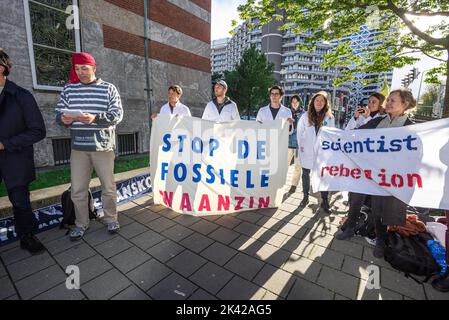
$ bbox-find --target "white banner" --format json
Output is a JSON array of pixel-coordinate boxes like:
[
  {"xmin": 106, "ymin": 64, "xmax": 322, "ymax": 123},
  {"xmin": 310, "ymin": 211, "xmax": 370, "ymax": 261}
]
[
  {"xmin": 150, "ymin": 115, "xmax": 289, "ymax": 215},
  {"xmin": 311, "ymin": 117, "xmax": 449, "ymax": 210}
]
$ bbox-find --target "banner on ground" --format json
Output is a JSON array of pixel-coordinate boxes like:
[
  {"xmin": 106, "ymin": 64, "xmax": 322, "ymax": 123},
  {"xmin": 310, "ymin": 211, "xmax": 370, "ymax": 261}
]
[
  {"xmin": 150, "ymin": 115, "xmax": 289, "ymax": 215},
  {"xmin": 0, "ymin": 173, "xmax": 152, "ymax": 245},
  {"xmin": 311, "ymin": 117, "xmax": 449, "ymax": 209}
]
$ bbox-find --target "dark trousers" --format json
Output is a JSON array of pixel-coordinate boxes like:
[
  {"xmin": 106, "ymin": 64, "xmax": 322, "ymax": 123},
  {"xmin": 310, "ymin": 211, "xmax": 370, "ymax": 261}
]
[
  {"xmin": 374, "ymin": 216, "xmax": 388, "ymax": 245},
  {"xmin": 5, "ymin": 185, "xmax": 36, "ymax": 237},
  {"xmin": 301, "ymin": 168, "xmax": 328, "ymax": 201},
  {"xmin": 345, "ymin": 192, "xmax": 369, "ymax": 229}
]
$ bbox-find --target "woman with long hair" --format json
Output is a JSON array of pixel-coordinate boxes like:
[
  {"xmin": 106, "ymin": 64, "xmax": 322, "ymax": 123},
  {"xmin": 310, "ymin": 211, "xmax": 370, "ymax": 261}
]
[{"xmin": 296, "ymin": 91, "xmax": 335, "ymax": 213}]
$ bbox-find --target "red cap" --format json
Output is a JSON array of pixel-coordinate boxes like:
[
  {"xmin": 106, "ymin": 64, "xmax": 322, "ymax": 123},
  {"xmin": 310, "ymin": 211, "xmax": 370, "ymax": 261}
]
[{"xmin": 69, "ymin": 52, "xmax": 97, "ymax": 84}]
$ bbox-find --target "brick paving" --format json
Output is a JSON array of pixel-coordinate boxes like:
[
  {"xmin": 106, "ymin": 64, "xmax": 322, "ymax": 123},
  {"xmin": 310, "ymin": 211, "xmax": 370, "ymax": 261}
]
[{"xmin": 1, "ymin": 169, "xmax": 448, "ymax": 300}]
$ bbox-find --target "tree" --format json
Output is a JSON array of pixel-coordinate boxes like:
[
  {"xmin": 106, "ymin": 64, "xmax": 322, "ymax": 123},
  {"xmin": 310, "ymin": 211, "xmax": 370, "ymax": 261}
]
[
  {"xmin": 421, "ymin": 83, "xmax": 440, "ymax": 106},
  {"xmin": 224, "ymin": 46, "xmax": 275, "ymax": 117},
  {"xmin": 237, "ymin": 0, "xmax": 449, "ymax": 118}
]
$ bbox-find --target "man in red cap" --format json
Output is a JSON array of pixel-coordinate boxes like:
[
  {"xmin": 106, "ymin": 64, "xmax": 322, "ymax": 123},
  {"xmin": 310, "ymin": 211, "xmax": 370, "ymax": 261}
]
[{"xmin": 55, "ymin": 52, "xmax": 123, "ymax": 241}]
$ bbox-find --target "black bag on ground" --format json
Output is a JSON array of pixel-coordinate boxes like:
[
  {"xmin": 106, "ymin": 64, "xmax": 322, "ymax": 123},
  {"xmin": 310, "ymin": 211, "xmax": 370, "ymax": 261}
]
[
  {"xmin": 60, "ymin": 187, "xmax": 98, "ymax": 229},
  {"xmin": 384, "ymin": 231, "xmax": 441, "ymax": 283},
  {"xmin": 341, "ymin": 205, "xmax": 376, "ymax": 239}
]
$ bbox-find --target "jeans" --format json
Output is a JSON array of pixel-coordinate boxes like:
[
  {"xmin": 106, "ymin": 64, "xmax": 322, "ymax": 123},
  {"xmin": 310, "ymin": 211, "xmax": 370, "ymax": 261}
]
[{"xmin": 301, "ymin": 168, "xmax": 328, "ymax": 201}]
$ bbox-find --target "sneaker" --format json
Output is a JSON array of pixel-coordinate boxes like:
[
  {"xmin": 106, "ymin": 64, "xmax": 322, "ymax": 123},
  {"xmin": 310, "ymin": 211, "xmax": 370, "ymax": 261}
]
[
  {"xmin": 20, "ymin": 233, "xmax": 45, "ymax": 255},
  {"xmin": 299, "ymin": 196, "xmax": 309, "ymax": 207},
  {"xmin": 70, "ymin": 226, "xmax": 88, "ymax": 242},
  {"xmin": 335, "ymin": 227, "xmax": 355, "ymax": 240},
  {"xmin": 107, "ymin": 221, "xmax": 120, "ymax": 234}
]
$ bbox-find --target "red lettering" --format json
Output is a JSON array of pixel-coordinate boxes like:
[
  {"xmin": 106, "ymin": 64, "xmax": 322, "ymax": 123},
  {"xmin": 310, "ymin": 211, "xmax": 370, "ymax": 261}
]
[
  {"xmin": 350, "ymin": 168, "xmax": 361, "ymax": 179},
  {"xmin": 258, "ymin": 197, "xmax": 270, "ymax": 208},
  {"xmin": 364, "ymin": 170, "xmax": 373, "ymax": 180},
  {"xmin": 249, "ymin": 196, "xmax": 254, "ymax": 209},
  {"xmin": 330, "ymin": 166, "xmax": 338, "ymax": 176},
  {"xmin": 179, "ymin": 193, "xmax": 192, "ymax": 211},
  {"xmin": 198, "ymin": 194, "xmax": 211, "ymax": 211},
  {"xmin": 321, "ymin": 166, "xmax": 329, "ymax": 177},
  {"xmin": 407, "ymin": 173, "xmax": 423, "ymax": 188},
  {"xmin": 378, "ymin": 169, "xmax": 391, "ymax": 187},
  {"xmin": 217, "ymin": 195, "xmax": 230, "ymax": 211},
  {"xmin": 159, "ymin": 191, "xmax": 173, "ymax": 207},
  {"xmin": 235, "ymin": 196, "xmax": 245, "ymax": 210},
  {"xmin": 339, "ymin": 164, "xmax": 350, "ymax": 177},
  {"xmin": 391, "ymin": 174, "xmax": 404, "ymax": 188}
]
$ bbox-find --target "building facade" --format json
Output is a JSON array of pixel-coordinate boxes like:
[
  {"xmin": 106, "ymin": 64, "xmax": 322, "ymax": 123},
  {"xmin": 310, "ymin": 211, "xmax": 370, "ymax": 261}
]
[
  {"xmin": 1, "ymin": 0, "xmax": 211, "ymax": 167},
  {"xmin": 211, "ymin": 38, "xmax": 229, "ymax": 74}
]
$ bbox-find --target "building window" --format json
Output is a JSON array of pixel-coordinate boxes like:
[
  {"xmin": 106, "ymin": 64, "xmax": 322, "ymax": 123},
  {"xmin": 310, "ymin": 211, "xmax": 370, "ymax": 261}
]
[
  {"xmin": 52, "ymin": 137, "xmax": 72, "ymax": 166},
  {"xmin": 24, "ymin": 0, "xmax": 81, "ymax": 91},
  {"xmin": 118, "ymin": 133, "xmax": 139, "ymax": 156}
]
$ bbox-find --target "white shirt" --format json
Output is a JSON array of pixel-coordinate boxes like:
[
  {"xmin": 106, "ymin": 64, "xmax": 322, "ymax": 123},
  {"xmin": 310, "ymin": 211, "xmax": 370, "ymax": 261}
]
[
  {"xmin": 160, "ymin": 101, "xmax": 191, "ymax": 117},
  {"xmin": 296, "ymin": 112, "xmax": 335, "ymax": 170},
  {"xmin": 202, "ymin": 98, "xmax": 240, "ymax": 122},
  {"xmin": 256, "ymin": 104, "xmax": 292, "ymax": 123}
]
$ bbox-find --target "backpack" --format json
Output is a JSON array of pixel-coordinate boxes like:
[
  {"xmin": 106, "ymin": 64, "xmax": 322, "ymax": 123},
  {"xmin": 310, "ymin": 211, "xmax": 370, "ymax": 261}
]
[
  {"xmin": 384, "ymin": 231, "xmax": 441, "ymax": 283},
  {"xmin": 60, "ymin": 187, "xmax": 98, "ymax": 230},
  {"xmin": 341, "ymin": 205, "xmax": 376, "ymax": 239}
]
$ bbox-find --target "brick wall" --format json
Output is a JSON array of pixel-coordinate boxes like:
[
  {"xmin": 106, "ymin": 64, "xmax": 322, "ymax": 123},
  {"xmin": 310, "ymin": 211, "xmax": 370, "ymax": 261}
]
[{"xmin": 103, "ymin": 25, "xmax": 210, "ymax": 73}]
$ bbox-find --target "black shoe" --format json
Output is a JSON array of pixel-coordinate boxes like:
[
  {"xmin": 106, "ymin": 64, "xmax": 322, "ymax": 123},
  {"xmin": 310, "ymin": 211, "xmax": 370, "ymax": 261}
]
[
  {"xmin": 432, "ymin": 271, "xmax": 449, "ymax": 292},
  {"xmin": 320, "ymin": 199, "xmax": 331, "ymax": 214},
  {"xmin": 20, "ymin": 233, "xmax": 45, "ymax": 255},
  {"xmin": 299, "ymin": 196, "xmax": 309, "ymax": 207},
  {"xmin": 373, "ymin": 241, "xmax": 386, "ymax": 258},
  {"xmin": 288, "ymin": 186, "xmax": 297, "ymax": 194},
  {"xmin": 335, "ymin": 227, "xmax": 355, "ymax": 240}
]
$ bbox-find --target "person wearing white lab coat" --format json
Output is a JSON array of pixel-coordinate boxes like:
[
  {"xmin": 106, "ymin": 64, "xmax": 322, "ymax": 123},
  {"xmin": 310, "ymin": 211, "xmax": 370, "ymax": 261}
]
[
  {"xmin": 152, "ymin": 85, "xmax": 191, "ymax": 118},
  {"xmin": 256, "ymin": 85, "xmax": 295, "ymax": 192},
  {"xmin": 345, "ymin": 92, "xmax": 385, "ymax": 130},
  {"xmin": 202, "ymin": 80, "xmax": 239, "ymax": 122},
  {"xmin": 296, "ymin": 91, "xmax": 335, "ymax": 213}
]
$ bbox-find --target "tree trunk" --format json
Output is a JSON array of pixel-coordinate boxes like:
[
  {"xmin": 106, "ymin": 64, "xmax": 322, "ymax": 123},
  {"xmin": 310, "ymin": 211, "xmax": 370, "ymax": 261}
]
[{"xmin": 443, "ymin": 52, "xmax": 449, "ymax": 119}]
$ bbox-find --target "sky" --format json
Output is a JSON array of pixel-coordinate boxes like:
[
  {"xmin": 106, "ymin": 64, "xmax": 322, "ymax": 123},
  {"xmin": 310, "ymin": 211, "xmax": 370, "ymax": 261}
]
[{"xmin": 211, "ymin": 0, "xmax": 446, "ymax": 96}]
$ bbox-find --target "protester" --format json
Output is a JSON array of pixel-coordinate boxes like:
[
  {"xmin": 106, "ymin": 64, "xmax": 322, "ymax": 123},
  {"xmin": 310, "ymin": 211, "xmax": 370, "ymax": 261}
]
[
  {"xmin": 336, "ymin": 92, "xmax": 386, "ymax": 240},
  {"xmin": 287, "ymin": 95, "xmax": 304, "ymax": 194},
  {"xmin": 202, "ymin": 80, "xmax": 240, "ymax": 121},
  {"xmin": 255, "ymin": 85, "xmax": 292, "ymax": 123},
  {"xmin": 357, "ymin": 88, "xmax": 416, "ymax": 258},
  {"xmin": 152, "ymin": 85, "xmax": 191, "ymax": 118},
  {"xmin": 296, "ymin": 91, "xmax": 335, "ymax": 213},
  {"xmin": 345, "ymin": 92, "xmax": 385, "ymax": 130},
  {"xmin": 0, "ymin": 49, "xmax": 47, "ymax": 254},
  {"xmin": 55, "ymin": 52, "xmax": 123, "ymax": 241}
]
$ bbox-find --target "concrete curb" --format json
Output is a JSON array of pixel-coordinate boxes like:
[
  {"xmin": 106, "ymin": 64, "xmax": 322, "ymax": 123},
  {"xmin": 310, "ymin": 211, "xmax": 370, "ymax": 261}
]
[{"xmin": 0, "ymin": 167, "xmax": 150, "ymax": 219}]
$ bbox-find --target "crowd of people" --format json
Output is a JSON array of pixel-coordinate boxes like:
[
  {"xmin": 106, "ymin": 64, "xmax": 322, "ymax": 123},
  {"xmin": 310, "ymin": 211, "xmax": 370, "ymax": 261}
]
[{"xmin": 0, "ymin": 49, "xmax": 417, "ymax": 261}]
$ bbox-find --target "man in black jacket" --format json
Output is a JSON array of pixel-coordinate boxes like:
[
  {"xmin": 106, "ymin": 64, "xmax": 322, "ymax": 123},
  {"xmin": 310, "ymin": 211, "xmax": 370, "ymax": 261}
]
[{"xmin": 0, "ymin": 49, "xmax": 46, "ymax": 254}]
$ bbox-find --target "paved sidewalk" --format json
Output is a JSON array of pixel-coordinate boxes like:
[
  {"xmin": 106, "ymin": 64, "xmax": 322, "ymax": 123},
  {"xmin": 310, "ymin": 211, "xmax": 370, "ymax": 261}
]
[{"xmin": 1, "ymin": 169, "xmax": 448, "ymax": 300}]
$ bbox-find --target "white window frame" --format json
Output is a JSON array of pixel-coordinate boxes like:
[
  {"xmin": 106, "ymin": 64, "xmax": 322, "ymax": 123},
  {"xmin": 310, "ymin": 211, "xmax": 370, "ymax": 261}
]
[{"xmin": 23, "ymin": 0, "xmax": 81, "ymax": 91}]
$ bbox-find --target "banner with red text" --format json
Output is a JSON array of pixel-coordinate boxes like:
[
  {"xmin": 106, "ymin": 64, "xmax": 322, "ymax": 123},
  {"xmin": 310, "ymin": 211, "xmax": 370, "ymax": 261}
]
[
  {"xmin": 150, "ymin": 115, "xmax": 289, "ymax": 215},
  {"xmin": 311, "ymin": 117, "xmax": 449, "ymax": 209}
]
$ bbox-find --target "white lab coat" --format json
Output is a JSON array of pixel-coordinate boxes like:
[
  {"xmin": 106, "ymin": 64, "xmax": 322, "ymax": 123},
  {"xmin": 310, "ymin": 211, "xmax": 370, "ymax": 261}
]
[
  {"xmin": 256, "ymin": 104, "xmax": 292, "ymax": 123},
  {"xmin": 296, "ymin": 112, "xmax": 335, "ymax": 170},
  {"xmin": 202, "ymin": 99, "xmax": 240, "ymax": 122},
  {"xmin": 160, "ymin": 101, "xmax": 191, "ymax": 117},
  {"xmin": 345, "ymin": 112, "xmax": 381, "ymax": 130}
]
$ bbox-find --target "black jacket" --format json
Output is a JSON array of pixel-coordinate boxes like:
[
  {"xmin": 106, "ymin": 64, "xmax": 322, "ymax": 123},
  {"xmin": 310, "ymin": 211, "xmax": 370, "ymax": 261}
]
[
  {"xmin": 0, "ymin": 80, "xmax": 46, "ymax": 189},
  {"xmin": 358, "ymin": 114, "xmax": 414, "ymax": 226}
]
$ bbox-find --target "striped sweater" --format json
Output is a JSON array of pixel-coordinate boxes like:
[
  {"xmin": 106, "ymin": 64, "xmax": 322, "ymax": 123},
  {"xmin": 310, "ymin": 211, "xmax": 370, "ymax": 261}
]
[{"xmin": 55, "ymin": 79, "xmax": 123, "ymax": 152}]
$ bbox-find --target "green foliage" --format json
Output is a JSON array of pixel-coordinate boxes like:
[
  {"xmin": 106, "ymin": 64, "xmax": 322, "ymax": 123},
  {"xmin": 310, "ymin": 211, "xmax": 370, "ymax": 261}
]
[
  {"xmin": 421, "ymin": 83, "xmax": 440, "ymax": 106},
  {"xmin": 0, "ymin": 155, "xmax": 149, "ymax": 197},
  {"xmin": 224, "ymin": 46, "xmax": 275, "ymax": 115},
  {"xmin": 237, "ymin": 0, "xmax": 449, "ymax": 116}
]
